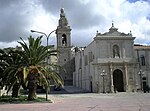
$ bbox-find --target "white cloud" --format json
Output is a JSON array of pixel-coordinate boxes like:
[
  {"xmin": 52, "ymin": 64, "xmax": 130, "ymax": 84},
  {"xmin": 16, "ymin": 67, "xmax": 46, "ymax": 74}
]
[
  {"xmin": 92, "ymin": 0, "xmax": 150, "ymax": 44},
  {"xmin": 30, "ymin": 6, "xmax": 58, "ymax": 34},
  {"xmin": 0, "ymin": 0, "xmax": 150, "ymax": 48},
  {"xmin": 0, "ymin": 41, "xmax": 20, "ymax": 49}
]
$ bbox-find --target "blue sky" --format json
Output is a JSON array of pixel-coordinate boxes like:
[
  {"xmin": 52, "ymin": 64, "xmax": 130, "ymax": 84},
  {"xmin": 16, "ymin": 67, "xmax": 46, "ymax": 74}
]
[
  {"xmin": 0, "ymin": 0, "xmax": 150, "ymax": 48},
  {"xmin": 128, "ymin": 0, "xmax": 150, "ymax": 3},
  {"xmin": 127, "ymin": 0, "xmax": 141, "ymax": 3}
]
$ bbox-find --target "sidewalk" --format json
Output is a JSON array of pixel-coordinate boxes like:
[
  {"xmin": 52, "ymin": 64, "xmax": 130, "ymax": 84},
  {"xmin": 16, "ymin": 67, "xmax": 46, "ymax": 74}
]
[{"xmin": 1, "ymin": 92, "xmax": 150, "ymax": 111}]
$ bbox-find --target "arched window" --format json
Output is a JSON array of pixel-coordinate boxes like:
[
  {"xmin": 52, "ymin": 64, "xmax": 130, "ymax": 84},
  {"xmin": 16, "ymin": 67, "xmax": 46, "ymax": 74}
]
[
  {"xmin": 113, "ymin": 45, "xmax": 120, "ymax": 58},
  {"xmin": 140, "ymin": 55, "xmax": 145, "ymax": 66},
  {"xmin": 62, "ymin": 34, "xmax": 67, "ymax": 46}
]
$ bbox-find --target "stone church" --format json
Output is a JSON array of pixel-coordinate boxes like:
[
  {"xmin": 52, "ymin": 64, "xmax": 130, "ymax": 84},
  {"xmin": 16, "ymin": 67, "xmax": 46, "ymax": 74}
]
[{"xmin": 56, "ymin": 8, "xmax": 150, "ymax": 93}]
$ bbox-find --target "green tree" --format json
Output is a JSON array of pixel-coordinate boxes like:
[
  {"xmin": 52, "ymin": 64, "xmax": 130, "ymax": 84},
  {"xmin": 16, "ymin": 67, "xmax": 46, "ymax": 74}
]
[
  {"xmin": 18, "ymin": 36, "xmax": 63, "ymax": 100},
  {"xmin": 3, "ymin": 50, "xmax": 25, "ymax": 97},
  {"xmin": 0, "ymin": 49, "xmax": 25, "ymax": 97},
  {"xmin": 0, "ymin": 49, "xmax": 7, "ymax": 91}
]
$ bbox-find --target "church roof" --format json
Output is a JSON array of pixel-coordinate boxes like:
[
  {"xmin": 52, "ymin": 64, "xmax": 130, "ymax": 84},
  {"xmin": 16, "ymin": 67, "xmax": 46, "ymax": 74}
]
[
  {"xmin": 96, "ymin": 22, "xmax": 132, "ymax": 37},
  {"xmin": 134, "ymin": 44, "xmax": 150, "ymax": 50}
]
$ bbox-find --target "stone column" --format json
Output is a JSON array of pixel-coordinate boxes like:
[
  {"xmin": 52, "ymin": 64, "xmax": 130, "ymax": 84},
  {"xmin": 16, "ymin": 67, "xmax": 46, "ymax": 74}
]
[
  {"xmin": 110, "ymin": 63, "xmax": 114, "ymax": 93},
  {"xmin": 124, "ymin": 63, "xmax": 129, "ymax": 91}
]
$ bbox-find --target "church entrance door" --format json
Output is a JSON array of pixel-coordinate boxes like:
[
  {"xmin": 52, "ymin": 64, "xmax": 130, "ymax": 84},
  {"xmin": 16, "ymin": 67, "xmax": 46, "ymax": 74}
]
[{"xmin": 113, "ymin": 69, "xmax": 124, "ymax": 92}]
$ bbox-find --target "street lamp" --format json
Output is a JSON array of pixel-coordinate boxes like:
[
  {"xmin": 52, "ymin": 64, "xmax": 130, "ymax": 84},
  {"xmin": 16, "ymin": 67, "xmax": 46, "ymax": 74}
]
[
  {"xmin": 101, "ymin": 70, "xmax": 107, "ymax": 93},
  {"xmin": 31, "ymin": 30, "xmax": 56, "ymax": 66},
  {"xmin": 31, "ymin": 29, "xmax": 56, "ymax": 101},
  {"xmin": 138, "ymin": 69, "xmax": 144, "ymax": 91},
  {"xmin": 96, "ymin": 81, "xmax": 99, "ymax": 93}
]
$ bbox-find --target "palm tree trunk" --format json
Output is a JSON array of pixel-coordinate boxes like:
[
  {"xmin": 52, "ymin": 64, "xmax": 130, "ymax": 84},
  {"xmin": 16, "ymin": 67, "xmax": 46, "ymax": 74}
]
[
  {"xmin": 27, "ymin": 68, "xmax": 39, "ymax": 101},
  {"xmin": 27, "ymin": 81, "xmax": 37, "ymax": 100},
  {"xmin": 12, "ymin": 83, "xmax": 20, "ymax": 98}
]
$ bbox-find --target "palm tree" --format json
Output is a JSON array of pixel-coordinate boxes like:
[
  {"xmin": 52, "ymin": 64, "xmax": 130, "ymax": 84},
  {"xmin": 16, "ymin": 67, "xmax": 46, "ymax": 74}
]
[
  {"xmin": 0, "ymin": 49, "xmax": 25, "ymax": 97},
  {"xmin": 18, "ymin": 36, "xmax": 63, "ymax": 100},
  {"xmin": 3, "ymin": 50, "xmax": 25, "ymax": 97},
  {"xmin": 0, "ymin": 49, "xmax": 7, "ymax": 91}
]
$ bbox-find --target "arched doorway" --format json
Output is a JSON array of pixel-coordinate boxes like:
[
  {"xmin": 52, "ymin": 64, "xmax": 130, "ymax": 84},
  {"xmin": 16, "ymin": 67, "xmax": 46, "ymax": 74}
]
[{"xmin": 113, "ymin": 69, "xmax": 124, "ymax": 92}]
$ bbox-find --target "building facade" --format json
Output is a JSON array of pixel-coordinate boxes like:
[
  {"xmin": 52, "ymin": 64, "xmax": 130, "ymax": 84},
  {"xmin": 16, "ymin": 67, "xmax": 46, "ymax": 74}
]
[
  {"xmin": 134, "ymin": 45, "xmax": 150, "ymax": 91},
  {"xmin": 55, "ymin": 8, "xmax": 150, "ymax": 92},
  {"xmin": 73, "ymin": 23, "xmax": 150, "ymax": 93}
]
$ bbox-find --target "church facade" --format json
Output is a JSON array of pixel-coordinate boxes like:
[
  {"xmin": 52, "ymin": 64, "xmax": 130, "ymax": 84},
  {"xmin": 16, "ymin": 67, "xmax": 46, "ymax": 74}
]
[
  {"xmin": 56, "ymin": 8, "xmax": 150, "ymax": 93},
  {"xmin": 73, "ymin": 23, "xmax": 150, "ymax": 93}
]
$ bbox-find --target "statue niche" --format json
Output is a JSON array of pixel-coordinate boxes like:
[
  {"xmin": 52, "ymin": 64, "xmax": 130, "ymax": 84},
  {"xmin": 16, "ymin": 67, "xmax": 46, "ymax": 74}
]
[{"xmin": 113, "ymin": 45, "xmax": 120, "ymax": 58}]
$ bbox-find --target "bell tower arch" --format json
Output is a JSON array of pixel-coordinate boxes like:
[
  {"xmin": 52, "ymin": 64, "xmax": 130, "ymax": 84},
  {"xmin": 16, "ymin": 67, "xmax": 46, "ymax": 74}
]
[{"xmin": 56, "ymin": 8, "xmax": 73, "ymax": 85}]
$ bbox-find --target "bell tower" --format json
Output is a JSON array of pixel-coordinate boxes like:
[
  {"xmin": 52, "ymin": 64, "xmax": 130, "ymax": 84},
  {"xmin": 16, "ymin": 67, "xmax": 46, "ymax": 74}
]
[{"xmin": 56, "ymin": 8, "xmax": 73, "ymax": 85}]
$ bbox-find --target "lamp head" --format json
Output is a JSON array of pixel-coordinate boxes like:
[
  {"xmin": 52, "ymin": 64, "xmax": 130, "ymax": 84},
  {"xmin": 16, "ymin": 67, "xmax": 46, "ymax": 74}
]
[
  {"xmin": 102, "ymin": 70, "xmax": 105, "ymax": 73},
  {"xmin": 30, "ymin": 30, "xmax": 35, "ymax": 33}
]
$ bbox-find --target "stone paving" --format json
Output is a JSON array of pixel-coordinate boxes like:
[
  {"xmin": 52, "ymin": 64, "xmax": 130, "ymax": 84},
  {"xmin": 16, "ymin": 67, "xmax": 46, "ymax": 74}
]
[
  {"xmin": 1, "ymin": 86, "xmax": 150, "ymax": 111},
  {"xmin": 49, "ymin": 92, "xmax": 150, "ymax": 111},
  {"xmin": 1, "ymin": 92, "xmax": 150, "ymax": 111}
]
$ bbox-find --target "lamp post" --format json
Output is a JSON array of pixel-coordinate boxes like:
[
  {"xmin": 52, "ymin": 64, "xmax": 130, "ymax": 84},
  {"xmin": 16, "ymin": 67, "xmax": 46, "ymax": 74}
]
[
  {"xmin": 96, "ymin": 81, "xmax": 99, "ymax": 93},
  {"xmin": 138, "ymin": 69, "xmax": 144, "ymax": 91},
  {"xmin": 31, "ymin": 30, "xmax": 56, "ymax": 66},
  {"xmin": 101, "ymin": 70, "xmax": 107, "ymax": 93},
  {"xmin": 31, "ymin": 29, "xmax": 56, "ymax": 101}
]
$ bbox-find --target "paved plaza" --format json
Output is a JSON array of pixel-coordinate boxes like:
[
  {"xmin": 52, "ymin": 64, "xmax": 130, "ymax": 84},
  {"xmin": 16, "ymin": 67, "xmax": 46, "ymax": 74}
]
[{"xmin": 0, "ymin": 92, "xmax": 150, "ymax": 111}]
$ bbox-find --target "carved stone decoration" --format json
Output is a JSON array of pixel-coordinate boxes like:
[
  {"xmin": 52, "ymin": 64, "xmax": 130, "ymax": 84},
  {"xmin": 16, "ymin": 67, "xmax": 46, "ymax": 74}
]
[{"xmin": 59, "ymin": 8, "xmax": 68, "ymax": 27}]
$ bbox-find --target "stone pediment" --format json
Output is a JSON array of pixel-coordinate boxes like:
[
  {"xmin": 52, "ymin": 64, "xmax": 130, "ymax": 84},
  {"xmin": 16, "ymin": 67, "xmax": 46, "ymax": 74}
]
[
  {"xmin": 96, "ymin": 22, "xmax": 132, "ymax": 37},
  {"xmin": 101, "ymin": 31, "xmax": 130, "ymax": 36}
]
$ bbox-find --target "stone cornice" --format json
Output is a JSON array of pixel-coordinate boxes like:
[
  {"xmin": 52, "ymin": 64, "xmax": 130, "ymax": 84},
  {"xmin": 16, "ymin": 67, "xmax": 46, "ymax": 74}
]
[
  {"xmin": 94, "ymin": 36, "xmax": 135, "ymax": 40},
  {"xmin": 92, "ymin": 58, "xmax": 137, "ymax": 65},
  {"xmin": 56, "ymin": 26, "xmax": 71, "ymax": 31}
]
